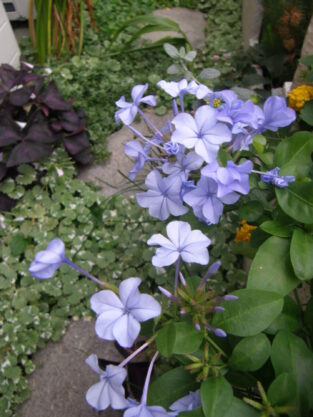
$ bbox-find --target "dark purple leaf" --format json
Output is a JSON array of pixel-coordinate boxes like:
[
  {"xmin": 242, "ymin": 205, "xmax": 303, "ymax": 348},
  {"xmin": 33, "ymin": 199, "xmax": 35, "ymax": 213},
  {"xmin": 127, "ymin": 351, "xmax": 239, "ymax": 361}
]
[
  {"xmin": 0, "ymin": 64, "xmax": 19, "ymax": 89},
  {"xmin": 0, "ymin": 85, "xmax": 7, "ymax": 103},
  {"xmin": 0, "ymin": 162, "xmax": 7, "ymax": 180},
  {"xmin": 50, "ymin": 122, "xmax": 63, "ymax": 132},
  {"xmin": 41, "ymin": 105, "xmax": 50, "ymax": 117},
  {"xmin": 0, "ymin": 118, "xmax": 22, "ymax": 147},
  {"xmin": 63, "ymin": 131, "xmax": 90, "ymax": 155},
  {"xmin": 39, "ymin": 81, "xmax": 72, "ymax": 111},
  {"xmin": 73, "ymin": 148, "xmax": 93, "ymax": 165},
  {"xmin": 25, "ymin": 123, "xmax": 59, "ymax": 144},
  {"xmin": 7, "ymin": 142, "xmax": 53, "ymax": 167},
  {"xmin": 9, "ymin": 86, "xmax": 33, "ymax": 106}
]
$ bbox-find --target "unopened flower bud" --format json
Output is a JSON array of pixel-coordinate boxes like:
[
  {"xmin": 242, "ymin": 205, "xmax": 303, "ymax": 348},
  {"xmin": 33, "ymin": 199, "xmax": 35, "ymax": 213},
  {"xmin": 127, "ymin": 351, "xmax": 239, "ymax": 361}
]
[
  {"xmin": 158, "ymin": 286, "xmax": 178, "ymax": 302},
  {"xmin": 179, "ymin": 272, "xmax": 187, "ymax": 287},
  {"xmin": 214, "ymin": 328, "xmax": 227, "ymax": 338},
  {"xmin": 194, "ymin": 323, "xmax": 201, "ymax": 331},
  {"xmin": 222, "ymin": 294, "xmax": 238, "ymax": 301},
  {"xmin": 214, "ymin": 306, "xmax": 225, "ymax": 312}
]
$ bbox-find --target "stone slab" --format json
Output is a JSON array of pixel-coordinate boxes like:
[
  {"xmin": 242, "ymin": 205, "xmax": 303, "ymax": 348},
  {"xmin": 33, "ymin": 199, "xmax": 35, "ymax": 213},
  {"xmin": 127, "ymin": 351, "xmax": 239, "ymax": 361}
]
[
  {"xmin": 17, "ymin": 319, "xmax": 124, "ymax": 417},
  {"xmin": 142, "ymin": 7, "xmax": 206, "ymax": 49},
  {"xmin": 293, "ymin": 14, "xmax": 313, "ymax": 87},
  {"xmin": 242, "ymin": 0, "xmax": 263, "ymax": 50},
  {"xmin": 78, "ymin": 111, "xmax": 172, "ymax": 196}
]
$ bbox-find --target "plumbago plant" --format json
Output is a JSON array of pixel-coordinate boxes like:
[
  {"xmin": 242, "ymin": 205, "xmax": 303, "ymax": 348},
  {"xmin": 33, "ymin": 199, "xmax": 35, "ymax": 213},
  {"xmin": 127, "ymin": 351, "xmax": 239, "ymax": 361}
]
[{"xmin": 28, "ymin": 80, "xmax": 313, "ymax": 417}]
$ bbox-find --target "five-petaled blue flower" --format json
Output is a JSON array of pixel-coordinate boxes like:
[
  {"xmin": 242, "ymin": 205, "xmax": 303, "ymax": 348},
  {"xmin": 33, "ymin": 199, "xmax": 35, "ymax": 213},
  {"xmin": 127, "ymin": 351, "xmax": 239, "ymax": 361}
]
[
  {"xmin": 147, "ymin": 221, "xmax": 211, "ymax": 267},
  {"xmin": 28, "ymin": 238, "xmax": 65, "ymax": 279},
  {"xmin": 90, "ymin": 277, "xmax": 161, "ymax": 348},
  {"xmin": 85, "ymin": 354, "xmax": 128, "ymax": 411}
]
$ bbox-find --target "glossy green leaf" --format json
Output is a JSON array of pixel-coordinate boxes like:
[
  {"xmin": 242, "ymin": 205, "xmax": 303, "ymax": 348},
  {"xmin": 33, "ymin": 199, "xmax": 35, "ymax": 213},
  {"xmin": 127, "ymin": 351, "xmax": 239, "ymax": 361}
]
[
  {"xmin": 148, "ymin": 367, "xmax": 198, "ymax": 408},
  {"xmin": 172, "ymin": 322, "xmax": 203, "ymax": 354},
  {"xmin": 200, "ymin": 376, "xmax": 233, "ymax": 417},
  {"xmin": 290, "ymin": 228, "xmax": 313, "ymax": 280},
  {"xmin": 267, "ymin": 372, "xmax": 296, "ymax": 407},
  {"xmin": 300, "ymin": 101, "xmax": 313, "ymax": 127},
  {"xmin": 156, "ymin": 323, "xmax": 176, "ymax": 357},
  {"xmin": 271, "ymin": 330, "xmax": 313, "ymax": 416},
  {"xmin": 229, "ymin": 333, "xmax": 271, "ymax": 371},
  {"xmin": 179, "ymin": 409, "xmax": 204, "ymax": 417},
  {"xmin": 276, "ymin": 182, "xmax": 313, "ymax": 224},
  {"xmin": 252, "ymin": 134, "xmax": 267, "ymax": 154},
  {"xmin": 266, "ymin": 296, "xmax": 301, "ymax": 334},
  {"xmin": 259, "ymin": 220, "xmax": 293, "ymax": 237},
  {"xmin": 274, "ymin": 131, "xmax": 313, "ymax": 177},
  {"xmin": 212, "ymin": 289, "xmax": 283, "ymax": 337},
  {"xmin": 223, "ymin": 397, "xmax": 259, "ymax": 417},
  {"xmin": 238, "ymin": 201, "xmax": 264, "ymax": 222},
  {"xmin": 247, "ymin": 236, "xmax": 299, "ymax": 295},
  {"xmin": 304, "ymin": 297, "xmax": 313, "ymax": 337}
]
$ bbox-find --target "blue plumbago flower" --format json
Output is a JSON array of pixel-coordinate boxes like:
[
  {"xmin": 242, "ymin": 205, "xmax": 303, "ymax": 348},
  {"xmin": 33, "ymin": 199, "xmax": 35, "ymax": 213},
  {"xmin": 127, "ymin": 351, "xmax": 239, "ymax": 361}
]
[
  {"xmin": 183, "ymin": 176, "xmax": 231, "ymax": 225},
  {"xmin": 124, "ymin": 353, "xmax": 178, "ymax": 417},
  {"xmin": 115, "ymin": 84, "xmax": 156, "ymax": 125},
  {"xmin": 124, "ymin": 140, "xmax": 150, "ymax": 180},
  {"xmin": 162, "ymin": 150, "xmax": 203, "ymax": 180},
  {"xmin": 171, "ymin": 105, "xmax": 231, "ymax": 163},
  {"xmin": 259, "ymin": 167, "xmax": 295, "ymax": 188},
  {"xmin": 147, "ymin": 220, "xmax": 211, "ymax": 267},
  {"xmin": 260, "ymin": 96, "xmax": 296, "ymax": 132},
  {"xmin": 231, "ymin": 132, "xmax": 253, "ymax": 151},
  {"xmin": 196, "ymin": 84, "xmax": 212, "ymax": 99},
  {"xmin": 85, "ymin": 354, "xmax": 128, "ymax": 411},
  {"xmin": 201, "ymin": 159, "xmax": 252, "ymax": 200},
  {"xmin": 136, "ymin": 170, "xmax": 188, "ymax": 221},
  {"xmin": 170, "ymin": 390, "xmax": 201, "ymax": 412},
  {"xmin": 163, "ymin": 141, "xmax": 181, "ymax": 155},
  {"xmin": 90, "ymin": 277, "xmax": 161, "ymax": 348},
  {"xmin": 180, "ymin": 180, "xmax": 196, "ymax": 199},
  {"xmin": 29, "ymin": 238, "xmax": 65, "ymax": 279},
  {"xmin": 157, "ymin": 79, "xmax": 198, "ymax": 98}
]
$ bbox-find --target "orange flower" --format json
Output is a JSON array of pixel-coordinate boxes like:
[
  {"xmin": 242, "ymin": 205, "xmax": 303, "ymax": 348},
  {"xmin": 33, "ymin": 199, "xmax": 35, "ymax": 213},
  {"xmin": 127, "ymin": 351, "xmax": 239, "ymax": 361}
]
[
  {"xmin": 235, "ymin": 220, "xmax": 257, "ymax": 243},
  {"xmin": 288, "ymin": 85, "xmax": 313, "ymax": 111}
]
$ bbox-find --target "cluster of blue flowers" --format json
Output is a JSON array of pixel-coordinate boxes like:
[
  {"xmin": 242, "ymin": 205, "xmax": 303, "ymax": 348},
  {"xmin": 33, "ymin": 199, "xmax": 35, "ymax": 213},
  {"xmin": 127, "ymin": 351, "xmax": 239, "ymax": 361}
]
[
  {"xmin": 27, "ymin": 79, "xmax": 298, "ymax": 415},
  {"xmin": 116, "ymin": 81, "xmax": 296, "ymax": 224}
]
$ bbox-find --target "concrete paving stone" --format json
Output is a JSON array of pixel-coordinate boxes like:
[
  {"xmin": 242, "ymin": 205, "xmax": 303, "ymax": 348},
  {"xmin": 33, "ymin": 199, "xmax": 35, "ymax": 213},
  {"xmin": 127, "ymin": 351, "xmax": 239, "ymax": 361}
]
[
  {"xmin": 78, "ymin": 111, "xmax": 172, "ymax": 197},
  {"xmin": 142, "ymin": 7, "xmax": 206, "ymax": 49},
  {"xmin": 17, "ymin": 319, "xmax": 125, "ymax": 417}
]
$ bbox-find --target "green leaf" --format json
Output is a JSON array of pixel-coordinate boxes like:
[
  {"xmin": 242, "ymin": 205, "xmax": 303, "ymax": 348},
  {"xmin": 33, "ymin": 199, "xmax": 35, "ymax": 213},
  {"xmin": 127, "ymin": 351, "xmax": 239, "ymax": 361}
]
[
  {"xmin": 164, "ymin": 43, "xmax": 180, "ymax": 58},
  {"xmin": 148, "ymin": 367, "xmax": 198, "ymax": 408},
  {"xmin": 271, "ymin": 330, "xmax": 313, "ymax": 416},
  {"xmin": 229, "ymin": 333, "xmax": 271, "ymax": 371},
  {"xmin": 172, "ymin": 322, "xmax": 203, "ymax": 354},
  {"xmin": 10, "ymin": 233, "xmax": 29, "ymax": 257},
  {"xmin": 267, "ymin": 373, "xmax": 296, "ymax": 407},
  {"xmin": 238, "ymin": 201, "xmax": 264, "ymax": 222},
  {"xmin": 212, "ymin": 289, "xmax": 283, "ymax": 337},
  {"xmin": 290, "ymin": 228, "xmax": 313, "ymax": 280},
  {"xmin": 199, "ymin": 68, "xmax": 220, "ymax": 80},
  {"xmin": 179, "ymin": 408, "xmax": 204, "ymax": 417},
  {"xmin": 304, "ymin": 297, "xmax": 313, "ymax": 337},
  {"xmin": 300, "ymin": 55, "xmax": 313, "ymax": 67},
  {"xmin": 252, "ymin": 134, "xmax": 267, "ymax": 154},
  {"xmin": 274, "ymin": 131, "xmax": 313, "ymax": 177},
  {"xmin": 300, "ymin": 101, "xmax": 313, "ymax": 126},
  {"xmin": 259, "ymin": 220, "xmax": 293, "ymax": 237},
  {"xmin": 223, "ymin": 397, "xmax": 259, "ymax": 417},
  {"xmin": 276, "ymin": 182, "xmax": 313, "ymax": 224},
  {"xmin": 247, "ymin": 236, "xmax": 299, "ymax": 295},
  {"xmin": 200, "ymin": 376, "xmax": 233, "ymax": 417},
  {"xmin": 266, "ymin": 296, "xmax": 301, "ymax": 334},
  {"xmin": 156, "ymin": 323, "xmax": 176, "ymax": 357}
]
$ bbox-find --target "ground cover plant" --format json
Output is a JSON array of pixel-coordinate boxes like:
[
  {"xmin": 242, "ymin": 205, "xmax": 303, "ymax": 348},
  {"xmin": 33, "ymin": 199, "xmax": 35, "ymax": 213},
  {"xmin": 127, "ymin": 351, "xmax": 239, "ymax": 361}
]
[{"xmin": 29, "ymin": 76, "xmax": 313, "ymax": 417}]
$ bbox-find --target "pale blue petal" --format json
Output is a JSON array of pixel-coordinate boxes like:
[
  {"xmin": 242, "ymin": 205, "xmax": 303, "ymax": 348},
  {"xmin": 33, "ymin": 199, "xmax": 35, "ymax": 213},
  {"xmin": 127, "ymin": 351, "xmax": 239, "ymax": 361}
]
[
  {"xmin": 119, "ymin": 277, "xmax": 141, "ymax": 307},
  {"xmin": 86, "ymin": 380, "xmax": 110, "ymax": 411},
  {"xmin": 112, "ymin": 313, "xmax": 141, "ymax": 348},
  {"xmin": 130, "ymin": 294, "xmax": 161, "ymax": 322},
  {"xmin": 90, "ymin": 290, "xmax": 123, "ymax": 314},
  {"xmin": 95, "ymin": 309, "xmax": 124, "ymax": 340},
  {"xmin": 85, "ymin": 354, "xmax": 103, "ymax": 375},
  {"xmin": 152, "ymin": 247, "xmax": 179, "ymax": 267}
]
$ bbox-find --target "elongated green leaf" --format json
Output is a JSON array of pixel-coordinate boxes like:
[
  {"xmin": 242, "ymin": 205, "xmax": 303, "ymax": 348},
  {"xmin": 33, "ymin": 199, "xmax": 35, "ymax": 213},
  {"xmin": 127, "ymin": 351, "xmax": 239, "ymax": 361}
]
[
  {"xmin": 172, "ymin": 322, "xmax": 203, "ymax": 354},
  {"xmin": 247, "ymin": 236, "xmax": 299, "ymax": 295},
  {"xmin": 300, "ymin": 101, "xmax": 313, "ymax": 127},
  {"xmin": 238, "ymin": 201, "xmax": 264, "ymax": 222},
  {"xmin": 229, "ymin": 333, "xmax": 271, "ymax": 371},
  {"xmin": 180, "ymin": 409, "xmax": 204, "ymax": 417},
  {"xmin": 276, "ymin": 182, "xmax": 313, "ymax": 224},
  {"xmin": 122, "ymin": 24, "xmax": 184, "ymax": 49},
  {"xmin": 148, "ymin": 367, "xmax": 198, "ymax": 408},
  {"xmin": 266, "ymin": 296, "xmax": 301, "ymax": 334},
  {"xmin": 271, "ymin": 330, "xmax": 313, "ymax": 416},
  {"xmin": 224, "ymin": 397, "xmax": 259, "ymax": 417},
  {"xmin": 156, "ymin": 323, "xmax": 175, "ymax": 357},
  {"xmin": 260, "ymin": 220, "xmax": 293, "ymax": 237},
  {"xmin": 200, "ymin": 377, "xmax": 233, "ymax": 417},
  {"xmin": 212, "ymin": 289, "xmax": 283, "ymax": 337},
  {"xmin": 290, "ymin": 228, "xmax": 313, "ymax": 280},
  {"xmin": 267, "ymin": 372, "xmax": 296, "ymax": 407},
  {"xmin": 274, "ymin": 131, "xmax": 313, "ymax": 177}
]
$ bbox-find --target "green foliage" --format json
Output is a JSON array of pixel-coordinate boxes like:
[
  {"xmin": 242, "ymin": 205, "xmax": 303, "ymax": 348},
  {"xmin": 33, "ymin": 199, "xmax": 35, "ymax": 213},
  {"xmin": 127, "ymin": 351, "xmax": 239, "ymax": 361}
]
[
  {"xmin": 229, "ymin": 334, "xmax": 271, "ymax": 371},
  {"xmin": 212, "ymin": 289, "xmax": 284, "ymax": 337},
  {"xmin": 200, "ymin": 376, "xmax": 233, "ymax": 417}
]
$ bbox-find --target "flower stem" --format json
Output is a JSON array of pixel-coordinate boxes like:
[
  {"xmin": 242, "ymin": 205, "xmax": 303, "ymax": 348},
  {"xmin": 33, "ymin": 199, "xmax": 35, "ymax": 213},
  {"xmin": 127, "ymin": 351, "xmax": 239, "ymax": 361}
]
[
  {"xmin": 119, "ymin": 337, "xmax": 155, "ymax": 368},
  {"xmin": 174, "ymin": 257, "xmax": 181, "ymax": 295},
  {"xmin": 63, "ymin": 258, "xmax": 118, "ymax": 293},
  {"xmin": 138, "ymin": 108, "xmax": 163, "ymax": 137},
  {"xmin": 128, "ymin": 125, "xmax": 164, "ymax": 151},
  {"xmin": 205, "ymin": 334, "xmax": 228, "ymax": 358},
  {"xmin": 141, "ymin": 351, "xmax": 159, "ymax": 405}
]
